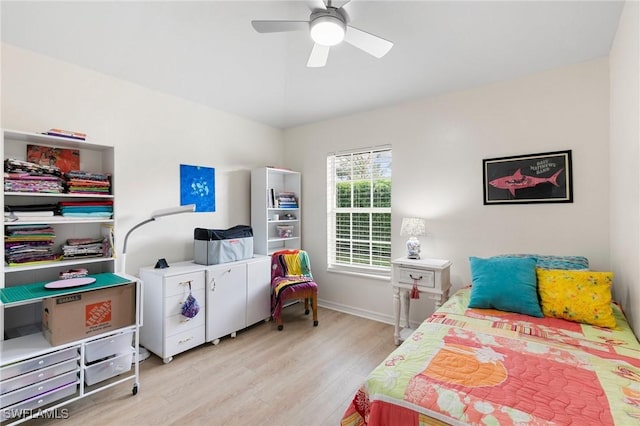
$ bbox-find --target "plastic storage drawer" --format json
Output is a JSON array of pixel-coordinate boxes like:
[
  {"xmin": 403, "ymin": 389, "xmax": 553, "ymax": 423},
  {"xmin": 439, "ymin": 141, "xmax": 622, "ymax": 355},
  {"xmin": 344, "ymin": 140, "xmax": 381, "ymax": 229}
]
[
  {"xmin": 0, "ymin": 370, "xmax": 78, "ymax": 409},
  {"xmin": 84, "ymin": 350, "xmax": 133, "ymax": 386},
  {"xmin": 84, "ymin": 330, "xmax": 134, "ymax": 363},
  {"xmin": 0, "ymin": 346, "xmax": 78, "ymax": 381},
  {"xmin": 1, "ymin": 381, "xmax": 78, "ymax": 421},
  {"xmin": 1, "ymin": 358, "xmax": 79, "ymax": 395}
]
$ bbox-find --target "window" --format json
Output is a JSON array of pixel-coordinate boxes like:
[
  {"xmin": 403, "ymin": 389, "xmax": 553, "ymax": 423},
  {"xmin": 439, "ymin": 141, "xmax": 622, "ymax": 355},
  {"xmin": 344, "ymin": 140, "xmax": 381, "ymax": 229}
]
[{"xmin": 327, "ymin": 146, "xmax": 392, "ymax": 276}]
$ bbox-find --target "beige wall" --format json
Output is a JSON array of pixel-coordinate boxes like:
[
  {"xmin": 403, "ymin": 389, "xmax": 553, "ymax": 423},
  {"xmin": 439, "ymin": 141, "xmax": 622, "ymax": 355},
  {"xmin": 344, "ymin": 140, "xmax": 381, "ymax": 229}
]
[
  {"xmin": 1, "ymin": 44, "xmax": 284, "ymax": 275},
  {"xmin": 284, "ymin": 59, "xmax": 612, "ymax": 326},
  {"xmin": 610, "ymin": 0, "xmax": 640, "ymax": 333}
]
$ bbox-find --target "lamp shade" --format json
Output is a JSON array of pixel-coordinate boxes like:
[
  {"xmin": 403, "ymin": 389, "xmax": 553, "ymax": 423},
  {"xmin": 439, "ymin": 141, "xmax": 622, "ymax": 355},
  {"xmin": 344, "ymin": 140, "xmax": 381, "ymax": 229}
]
[
  {"xmin": 400, "ymin": 217, "xmax": 426, "ymax": 237},
  {"xmin": 310, "ymin": 15, "xmax": 346, "ymax": 46}
]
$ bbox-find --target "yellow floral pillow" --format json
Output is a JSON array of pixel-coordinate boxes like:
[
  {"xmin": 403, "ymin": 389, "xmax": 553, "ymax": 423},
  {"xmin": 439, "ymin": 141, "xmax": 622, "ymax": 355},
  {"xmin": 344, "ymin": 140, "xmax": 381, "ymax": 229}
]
[{"xmin": 536, "ymin": 269, "xmax": 616, "ymax": 328}]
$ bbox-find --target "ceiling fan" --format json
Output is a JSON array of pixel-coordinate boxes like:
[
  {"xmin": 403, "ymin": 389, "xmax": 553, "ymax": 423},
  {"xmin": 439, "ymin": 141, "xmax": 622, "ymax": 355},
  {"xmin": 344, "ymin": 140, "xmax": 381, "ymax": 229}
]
[{"xmin": 251, "ymin": 0, "xmax": 393, "ymax": 68}]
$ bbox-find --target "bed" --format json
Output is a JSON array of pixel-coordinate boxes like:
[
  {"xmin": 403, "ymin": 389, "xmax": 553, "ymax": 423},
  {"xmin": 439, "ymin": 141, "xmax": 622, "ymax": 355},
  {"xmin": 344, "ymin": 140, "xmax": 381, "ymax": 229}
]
[{"xmin": 341, "ymin": 255, "xmax": 640, "ymax": 425}]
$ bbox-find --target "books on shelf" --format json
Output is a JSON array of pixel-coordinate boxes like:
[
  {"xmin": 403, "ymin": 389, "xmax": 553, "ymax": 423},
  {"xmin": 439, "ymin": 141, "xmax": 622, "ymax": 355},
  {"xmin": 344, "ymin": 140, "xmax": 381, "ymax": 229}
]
[
  {"xmin": 277, "ymin": 192, "xmax": 298, "ymax": 208},
  {"xmin": 267, "ymin": 189, "xmax": 299, "ymax": 208},
  {"xmin": 43, "ymin": 128, "xmax": 87, "ymax": 140},
  {"xmin": 268, "ymin": 188, "xmax": 276, "ymax": 208}
]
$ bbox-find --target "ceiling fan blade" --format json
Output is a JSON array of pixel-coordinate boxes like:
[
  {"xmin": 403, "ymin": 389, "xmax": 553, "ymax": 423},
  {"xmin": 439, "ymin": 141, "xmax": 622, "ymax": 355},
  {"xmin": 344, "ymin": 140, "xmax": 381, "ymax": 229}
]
[
  {"xmin": 330, "ymin": 0, "xmax": 351, "ymax": 7},
  {"xmin": 344, "ymin": 25, "xmax": 393, "ymax": 58},
  {"xmin": 251, "ymin": 20, "xmax": 309, "ymax": 33},
  {"xmin": 338, "ymin": 0, "xmax": 361, "ymax": 22},
  {"xmin": 307, "ymin": 43, "xmax": 330, "ymax": 68},
  {"xmin": 306, "ymin": 0, "xmax": 327, "ymax": 11}
]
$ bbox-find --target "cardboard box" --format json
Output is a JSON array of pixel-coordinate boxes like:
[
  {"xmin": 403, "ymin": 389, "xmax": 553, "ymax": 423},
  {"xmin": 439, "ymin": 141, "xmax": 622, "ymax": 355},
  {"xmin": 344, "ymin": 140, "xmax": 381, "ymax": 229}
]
[{"xmin": 42, "ymin": 283, "xmax": 135, "ymax": 346}]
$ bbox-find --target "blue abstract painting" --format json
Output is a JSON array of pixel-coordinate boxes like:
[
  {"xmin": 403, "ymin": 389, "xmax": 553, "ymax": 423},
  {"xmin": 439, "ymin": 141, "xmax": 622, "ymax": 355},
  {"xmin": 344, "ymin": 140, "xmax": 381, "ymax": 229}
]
[{"xmin": 180, "ymin": 164, "xmax": 215, "ymax": 212}]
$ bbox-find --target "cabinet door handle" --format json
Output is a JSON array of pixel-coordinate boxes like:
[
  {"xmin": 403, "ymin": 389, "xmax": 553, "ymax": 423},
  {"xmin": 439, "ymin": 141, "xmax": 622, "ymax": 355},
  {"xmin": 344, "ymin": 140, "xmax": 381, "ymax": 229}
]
[
  {"xmin": 409, "ymin": 274, "xmax": 423, "ymax": 281},
  {"xmin": 209, "ymin": 269, "xmax": 231, "ymax": 291},
  {"xmin": 178, "ymin": 336, "xmax": 193, "ymax": 344}
]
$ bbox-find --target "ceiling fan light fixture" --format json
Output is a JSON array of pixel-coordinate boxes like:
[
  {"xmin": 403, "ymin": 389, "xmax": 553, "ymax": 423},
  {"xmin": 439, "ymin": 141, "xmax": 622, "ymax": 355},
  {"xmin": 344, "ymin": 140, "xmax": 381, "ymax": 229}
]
[{"xmin": 310, "ymin": 15, "xmax": 346, "ymax": 46}]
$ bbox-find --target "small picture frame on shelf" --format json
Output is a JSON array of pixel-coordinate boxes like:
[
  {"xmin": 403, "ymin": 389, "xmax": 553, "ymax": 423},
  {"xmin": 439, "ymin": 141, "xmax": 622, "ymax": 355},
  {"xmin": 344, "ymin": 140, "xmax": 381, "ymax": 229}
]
[{"xmin": 27, "ymin": 144, "xmax": 80, "ymax": 173}]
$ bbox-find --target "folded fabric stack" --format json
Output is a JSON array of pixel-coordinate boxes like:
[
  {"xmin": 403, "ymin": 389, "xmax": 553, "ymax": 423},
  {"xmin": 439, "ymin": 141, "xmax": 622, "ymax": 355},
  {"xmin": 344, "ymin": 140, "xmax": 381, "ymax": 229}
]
[
  {"xmin": 59, "ymin": 200, "xmax": 113, "ymax": 219},
  {"xmin": 65, "ymin": 170, "xmax": 111, "ymax": 195},
  {"xmin": 4, "ymin": 203, "xmax": 60, "ymax": 222},
  {"xmin": 62, "ymin": 237, "xmax": 106, "ymax": 260},
  {"xmin": 4, "ymin": 159, "xmax": 65, "ymax": 194},
  {"xmin": 5, "ymin": 224, "xmax": 59, "ymax": 265}
]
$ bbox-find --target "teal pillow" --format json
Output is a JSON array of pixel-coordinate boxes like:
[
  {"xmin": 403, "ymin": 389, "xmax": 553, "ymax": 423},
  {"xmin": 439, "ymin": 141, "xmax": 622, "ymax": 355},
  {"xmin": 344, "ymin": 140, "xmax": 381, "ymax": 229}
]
[
  {"xmin": 495, "ymin": 253, "xmax": 589, "ymax": 270},
  {"xmin": 468, "ymin": 256, "xmax": 543, "ymax": 317}
]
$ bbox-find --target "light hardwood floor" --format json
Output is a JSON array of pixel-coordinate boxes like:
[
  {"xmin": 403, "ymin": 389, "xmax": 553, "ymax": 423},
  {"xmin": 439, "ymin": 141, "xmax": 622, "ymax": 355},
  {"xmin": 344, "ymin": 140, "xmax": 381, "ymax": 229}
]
[{"xmin": 27, "ymin": 305, "xmax": 397, "ymax": 426}]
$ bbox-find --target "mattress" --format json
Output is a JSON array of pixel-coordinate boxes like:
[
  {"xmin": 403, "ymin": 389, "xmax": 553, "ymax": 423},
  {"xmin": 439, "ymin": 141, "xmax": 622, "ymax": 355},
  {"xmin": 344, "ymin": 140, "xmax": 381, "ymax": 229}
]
[{"xmin": 341, "ymin": 287, "xmax": 640, "ymax": 425}]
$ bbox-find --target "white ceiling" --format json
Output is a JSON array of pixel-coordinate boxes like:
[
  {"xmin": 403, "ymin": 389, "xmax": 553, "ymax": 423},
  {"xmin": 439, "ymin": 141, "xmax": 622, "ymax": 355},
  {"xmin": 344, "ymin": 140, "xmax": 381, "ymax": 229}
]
[{"xmin": 1, "ymin": 1, "xmax": 624, "ymax": 129}]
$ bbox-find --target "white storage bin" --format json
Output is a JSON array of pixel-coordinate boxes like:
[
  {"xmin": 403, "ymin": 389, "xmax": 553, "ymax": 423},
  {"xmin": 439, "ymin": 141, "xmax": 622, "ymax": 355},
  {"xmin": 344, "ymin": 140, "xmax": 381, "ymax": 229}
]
[
  {"xmin": 1, "ymin": 381, "xmax": 78, "ymax": 421},
  {"xmin": 84, "ymin": 330, "xmax": 133, "ymax": 363},
  {"xmin": 1, "ymin": 370, "xmax": 78, "ymax": 409},
  {"xmin": 84, "ymin": 350, "xmax": 133, "ymax": 386},
  {"xmin": 0, "ymin": 346, "xmax": 78, "ymax": 382},
  {"xmin": 1, "ymin": 358, "xmax": 79, "ymax": 395}
]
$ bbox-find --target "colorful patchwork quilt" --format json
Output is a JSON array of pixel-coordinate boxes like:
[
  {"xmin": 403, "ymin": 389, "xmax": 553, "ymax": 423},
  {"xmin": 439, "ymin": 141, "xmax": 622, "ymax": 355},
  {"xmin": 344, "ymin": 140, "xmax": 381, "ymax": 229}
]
[{"xmin": 341, "ymin": 288, "xmax": 640, "ymax": 425}]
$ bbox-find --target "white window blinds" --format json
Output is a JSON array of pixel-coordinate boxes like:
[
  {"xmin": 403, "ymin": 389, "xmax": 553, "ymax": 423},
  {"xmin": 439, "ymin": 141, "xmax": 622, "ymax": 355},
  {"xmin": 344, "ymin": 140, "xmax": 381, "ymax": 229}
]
[{"xmin": 327, "ymin": 146, "xmax": 392, "ymax": 275}]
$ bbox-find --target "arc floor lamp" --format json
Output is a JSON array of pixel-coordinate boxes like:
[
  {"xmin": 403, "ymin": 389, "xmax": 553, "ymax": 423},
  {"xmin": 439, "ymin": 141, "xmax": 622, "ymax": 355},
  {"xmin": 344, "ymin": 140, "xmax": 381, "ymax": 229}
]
[
  {"xmin": 120, "ymin": 204, "xmax": 196, "ymax": 274},
  {"xmin": 120, "ymin": 204, "xmax": 195, "ymax": 362}
]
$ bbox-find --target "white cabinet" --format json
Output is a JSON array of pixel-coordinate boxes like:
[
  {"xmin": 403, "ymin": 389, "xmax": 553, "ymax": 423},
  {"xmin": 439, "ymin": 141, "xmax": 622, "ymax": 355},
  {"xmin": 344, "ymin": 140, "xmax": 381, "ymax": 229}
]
[
  {"xmin": 139, "ymin": 256, "xmax": 271, "ymax": 359},
  {"xmin": 246, "ymin": 257, "xmax": 272, "ymax": 326},
  {"xmin": 139, "ymin": 264, "xmax": 206, "ymax": 363},
  {"xmin": 205, "ymin": 256, "xmax": 271, "ymax": 344},
  {"xmin": 205, "ymin": 263, "xmax": 247, "ymax": 343},
  {"xmin": 251, "ymin": 167, "xmax": 301, "ymax": 255}
]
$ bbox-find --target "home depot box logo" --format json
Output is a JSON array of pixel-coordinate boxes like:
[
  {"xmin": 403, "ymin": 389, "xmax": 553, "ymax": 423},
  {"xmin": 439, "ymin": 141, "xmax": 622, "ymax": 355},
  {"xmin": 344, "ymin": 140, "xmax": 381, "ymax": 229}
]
[
  {"xmin": 86, "ymin": 300, "xmax": 112, "ymax": 327},
  {"xmin": 43, "ymin": 283, "xmax": 135, "ymax": 346}
]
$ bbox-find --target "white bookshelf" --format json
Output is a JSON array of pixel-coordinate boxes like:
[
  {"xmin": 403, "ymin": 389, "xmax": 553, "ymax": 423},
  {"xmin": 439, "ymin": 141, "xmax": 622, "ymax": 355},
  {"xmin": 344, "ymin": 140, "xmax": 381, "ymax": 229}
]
[{"xmin": 251, "ymin": 167, "xmax": 301, "ymax": 255}]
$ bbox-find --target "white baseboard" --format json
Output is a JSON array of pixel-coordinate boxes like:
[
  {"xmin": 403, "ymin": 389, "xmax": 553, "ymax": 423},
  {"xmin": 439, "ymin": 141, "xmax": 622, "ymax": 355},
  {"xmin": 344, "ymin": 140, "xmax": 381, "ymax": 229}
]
[{"xmin": 318, "ymin": 299, "xmax": 395, "ymax": 325}]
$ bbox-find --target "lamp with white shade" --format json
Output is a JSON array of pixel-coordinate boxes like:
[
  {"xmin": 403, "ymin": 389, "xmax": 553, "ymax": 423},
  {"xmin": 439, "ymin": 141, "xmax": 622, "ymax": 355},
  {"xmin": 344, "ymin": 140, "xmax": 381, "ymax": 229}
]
[{"xmin": 400, "ymin": 217, "xmax": 426, "ymax": 259}]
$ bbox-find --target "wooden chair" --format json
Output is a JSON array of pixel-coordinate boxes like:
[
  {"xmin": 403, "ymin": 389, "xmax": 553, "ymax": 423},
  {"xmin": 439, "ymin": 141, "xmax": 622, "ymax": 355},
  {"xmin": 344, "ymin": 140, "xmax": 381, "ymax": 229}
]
[{"xmin": 270, "ymin": 249, "xmax": 318, "ymax": 331}]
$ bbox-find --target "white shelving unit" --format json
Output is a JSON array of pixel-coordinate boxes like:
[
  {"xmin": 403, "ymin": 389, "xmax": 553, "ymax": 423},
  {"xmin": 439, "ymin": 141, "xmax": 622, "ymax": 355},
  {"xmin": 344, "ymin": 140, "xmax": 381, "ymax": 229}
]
[
  {"xmin": 1, "ymin": 129, "xmax": 140, "ymax": 424},
  {"xmin": 2, "ymin": 129, "xmax": 117, "ymax": 337},
  {"xmin": 251, "ymin": 167, "xmax": 301, "ymax": 255}
]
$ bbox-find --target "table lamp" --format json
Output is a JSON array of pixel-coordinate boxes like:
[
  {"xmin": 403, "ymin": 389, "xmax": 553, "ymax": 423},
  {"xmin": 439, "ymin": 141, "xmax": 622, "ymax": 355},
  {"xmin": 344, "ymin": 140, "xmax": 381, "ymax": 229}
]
[
  {"xmin": 120, "ymin": 204, "xmax": 196, "ymax": 274},
  {"xmin": 400, "ymin": 217, "xmax": 426, "ymax": 259}
]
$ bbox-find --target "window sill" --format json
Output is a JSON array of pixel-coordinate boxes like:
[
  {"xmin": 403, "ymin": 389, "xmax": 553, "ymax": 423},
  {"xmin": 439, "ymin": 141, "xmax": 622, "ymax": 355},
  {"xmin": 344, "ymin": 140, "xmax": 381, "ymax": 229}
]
[{"xmin": 327, "ymin": 265, "xmax": 390, "ymax": 281}]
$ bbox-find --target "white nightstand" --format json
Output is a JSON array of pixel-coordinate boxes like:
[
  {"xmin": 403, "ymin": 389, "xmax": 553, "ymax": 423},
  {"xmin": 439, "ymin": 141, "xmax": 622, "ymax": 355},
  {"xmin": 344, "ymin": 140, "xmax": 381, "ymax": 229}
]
[{"xmin": 391, "ymin": 257, "xmax": 452, "ymax": 345}]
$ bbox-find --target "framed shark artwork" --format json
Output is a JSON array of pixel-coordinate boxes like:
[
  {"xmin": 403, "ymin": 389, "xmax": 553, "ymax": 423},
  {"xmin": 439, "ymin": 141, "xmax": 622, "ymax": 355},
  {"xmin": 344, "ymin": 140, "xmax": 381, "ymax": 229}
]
[{"xmin": 483, "ymin": 150, "xmax": 572, "ymax": 205}]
